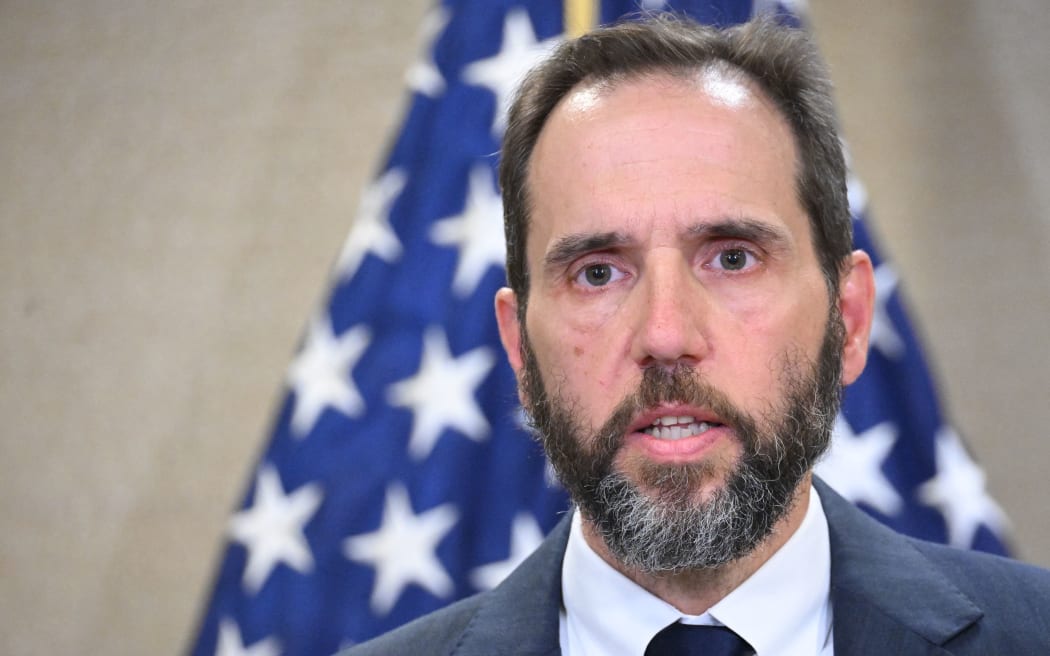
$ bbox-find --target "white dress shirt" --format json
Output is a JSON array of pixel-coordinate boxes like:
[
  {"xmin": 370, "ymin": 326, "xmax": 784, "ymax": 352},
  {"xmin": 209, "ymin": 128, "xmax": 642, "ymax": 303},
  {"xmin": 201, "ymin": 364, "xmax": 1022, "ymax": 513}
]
[{"xmin": 559, "ymin": 485, "xmax": 834, "ymax": 656}]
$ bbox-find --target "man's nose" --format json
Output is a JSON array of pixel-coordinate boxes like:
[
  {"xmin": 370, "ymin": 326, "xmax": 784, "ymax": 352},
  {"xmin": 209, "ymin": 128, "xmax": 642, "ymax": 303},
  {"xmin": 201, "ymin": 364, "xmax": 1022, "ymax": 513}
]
[{"xmin": 630, "ymin": 256, "xmax": 710, "ymax": 369}]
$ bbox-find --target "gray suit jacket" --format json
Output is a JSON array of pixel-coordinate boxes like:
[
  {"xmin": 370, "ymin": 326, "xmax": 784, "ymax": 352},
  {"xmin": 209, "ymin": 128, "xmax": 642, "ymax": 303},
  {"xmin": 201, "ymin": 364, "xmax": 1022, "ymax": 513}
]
[{"xmin": 342, "ymin": 479, "xmax": 1050, "ymax": 654}]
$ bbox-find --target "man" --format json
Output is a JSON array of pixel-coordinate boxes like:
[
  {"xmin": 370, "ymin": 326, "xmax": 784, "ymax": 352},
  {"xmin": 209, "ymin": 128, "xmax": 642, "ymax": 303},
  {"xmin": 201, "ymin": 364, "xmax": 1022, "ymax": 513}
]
[{"xmin": 345, "ymin": 15, "xmax": 1050, "ymax": 655}]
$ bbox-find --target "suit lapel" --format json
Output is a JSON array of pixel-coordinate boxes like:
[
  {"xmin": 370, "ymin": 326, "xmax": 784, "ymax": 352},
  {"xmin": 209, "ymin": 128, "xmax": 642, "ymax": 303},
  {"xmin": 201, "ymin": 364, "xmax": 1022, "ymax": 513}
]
[
  {"xmin": 449, "ymin": 513, "xmax": 572, "ymax": 656},
  {"xmin": 816, "ymin": 479, "xmax": 982, "ymax": 655},
  {"xmin": 831, "ymin": 592, "xmax": 955, "ymax": 656}
]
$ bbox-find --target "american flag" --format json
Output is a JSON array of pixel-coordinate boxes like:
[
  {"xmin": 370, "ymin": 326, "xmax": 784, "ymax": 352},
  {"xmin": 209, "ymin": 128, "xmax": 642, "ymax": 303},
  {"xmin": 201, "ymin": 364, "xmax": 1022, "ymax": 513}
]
[{"xmin": 190, "ymin": 2, "xmax": 1011, "ymax": 654}]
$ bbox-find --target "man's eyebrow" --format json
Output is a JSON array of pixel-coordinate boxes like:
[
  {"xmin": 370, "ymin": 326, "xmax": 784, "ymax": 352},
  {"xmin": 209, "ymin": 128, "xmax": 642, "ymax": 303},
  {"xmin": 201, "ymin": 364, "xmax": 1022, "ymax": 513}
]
[
  {"xmin": 543, "ymin": 231, "xmax": 630, "ymax": 270},
  {"xmin": 687, "ymin": 218, "xmax": 793, "ymax": 249}
]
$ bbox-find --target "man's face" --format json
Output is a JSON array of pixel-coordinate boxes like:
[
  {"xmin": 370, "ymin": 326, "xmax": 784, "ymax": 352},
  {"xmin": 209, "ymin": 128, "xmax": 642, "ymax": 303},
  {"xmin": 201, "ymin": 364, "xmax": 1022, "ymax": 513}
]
[{"xmin": 495, "ymin": 70, "xmax": 872, "ymax": 570}]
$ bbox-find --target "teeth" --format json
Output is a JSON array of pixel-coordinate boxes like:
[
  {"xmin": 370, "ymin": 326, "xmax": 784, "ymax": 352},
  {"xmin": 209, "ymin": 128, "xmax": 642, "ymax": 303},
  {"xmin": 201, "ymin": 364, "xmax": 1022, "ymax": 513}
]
[
  {"xmin": 642, "ymin": 421, "xmax": 714, "ymax": 440},
  {"xmin": 656, "ymin": 415, "xmax": 696, "ymax": 426}
]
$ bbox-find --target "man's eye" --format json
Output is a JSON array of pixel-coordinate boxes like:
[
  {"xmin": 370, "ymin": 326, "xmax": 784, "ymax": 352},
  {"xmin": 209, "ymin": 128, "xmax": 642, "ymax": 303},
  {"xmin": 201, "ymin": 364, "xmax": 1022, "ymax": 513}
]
[
  {"xmin": 716, "ymin": 248, "xmax": 754, "ymax": 271},
  {"xmin": 576, "ymin": 263, "xmax": 622, "ymax": 287}
]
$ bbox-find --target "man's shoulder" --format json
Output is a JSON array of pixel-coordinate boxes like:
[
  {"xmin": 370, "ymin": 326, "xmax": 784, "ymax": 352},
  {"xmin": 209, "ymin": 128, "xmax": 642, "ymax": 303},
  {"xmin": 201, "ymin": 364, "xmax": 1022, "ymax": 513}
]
[
  {"xmin": 910, "ymin": 538, "xmax": 1050, "ymax": 647},
  {"xmin": 336, "ymin": 593, "xmax": 487, "ymax": 656},
  {"xmin": 910, "ymin": 536, "xmax": 1050, "ymax": 602},
  {"xmin": 819, "ymin": 477, "xmax": 1050, "ymax": 599},
  {"xmin": 818, "ymin": 478, "xmax": 1050, "ymax": 646}
]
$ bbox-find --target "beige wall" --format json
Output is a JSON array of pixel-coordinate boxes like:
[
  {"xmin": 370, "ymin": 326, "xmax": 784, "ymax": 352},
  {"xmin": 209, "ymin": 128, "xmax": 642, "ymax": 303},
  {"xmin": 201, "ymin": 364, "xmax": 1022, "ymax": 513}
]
[
  {"xmin": 1, "ymin": 2, "xmax": 1047, "ymax": 654},
  {"xmin": 809, "ymin": 0, "xmax": 1050, "ymax": 565}
]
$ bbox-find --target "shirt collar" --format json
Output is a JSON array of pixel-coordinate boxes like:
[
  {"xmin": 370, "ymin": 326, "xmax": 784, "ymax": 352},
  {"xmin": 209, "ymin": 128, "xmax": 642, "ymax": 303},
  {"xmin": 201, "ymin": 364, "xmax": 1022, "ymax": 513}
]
[
  {"xmin": 560, "ymin": 485, "xmax": 832, "ymax": 656},
  {"xmin": 707, "ymin": 485, "xmax": 833, "ymax": 655}
]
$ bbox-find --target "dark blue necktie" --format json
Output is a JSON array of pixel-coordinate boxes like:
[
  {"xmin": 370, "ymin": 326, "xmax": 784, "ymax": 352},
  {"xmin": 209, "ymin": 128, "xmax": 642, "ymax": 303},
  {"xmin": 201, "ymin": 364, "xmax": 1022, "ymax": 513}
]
[{"xmin": 644, "ymin": 623, "xmax": 755, "ymax": 656}]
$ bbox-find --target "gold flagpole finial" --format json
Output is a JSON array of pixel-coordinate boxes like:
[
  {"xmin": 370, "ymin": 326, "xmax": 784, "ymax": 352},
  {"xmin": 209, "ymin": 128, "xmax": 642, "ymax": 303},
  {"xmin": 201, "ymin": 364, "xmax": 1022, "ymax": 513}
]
[{"xmin": 564, "ymin": 0, "xmax": 598, "ymax": 37}]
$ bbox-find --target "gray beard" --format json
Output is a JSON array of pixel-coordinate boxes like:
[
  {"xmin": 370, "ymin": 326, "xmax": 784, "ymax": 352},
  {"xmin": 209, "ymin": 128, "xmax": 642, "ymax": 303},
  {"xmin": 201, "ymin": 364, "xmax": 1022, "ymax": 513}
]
[{"xmin": 520, "ymin": 310, "xmax": 844, "ymax": 573}]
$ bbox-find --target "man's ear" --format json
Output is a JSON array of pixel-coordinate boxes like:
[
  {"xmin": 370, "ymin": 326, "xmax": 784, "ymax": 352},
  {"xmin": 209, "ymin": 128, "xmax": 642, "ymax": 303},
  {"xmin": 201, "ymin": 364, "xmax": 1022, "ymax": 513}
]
[
  {"xmin": 838, "ymin": 250, "xmax": 876, "ymax": 385},
  {"xmin": 494, "ymin": 287, "xmax": 524, "ymax": 376}
]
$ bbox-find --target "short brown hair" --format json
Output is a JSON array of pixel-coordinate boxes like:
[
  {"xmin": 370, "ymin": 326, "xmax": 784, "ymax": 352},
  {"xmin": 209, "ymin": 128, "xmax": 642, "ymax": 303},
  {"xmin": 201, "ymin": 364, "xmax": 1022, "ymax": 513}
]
[{"xmin": 499, "ymin": 14, "xmax": 851, "ymax": 314}]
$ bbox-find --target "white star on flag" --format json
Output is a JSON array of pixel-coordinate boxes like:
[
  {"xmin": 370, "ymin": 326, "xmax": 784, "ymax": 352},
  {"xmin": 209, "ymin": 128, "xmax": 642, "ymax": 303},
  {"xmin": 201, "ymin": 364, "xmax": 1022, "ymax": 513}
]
[
  {"xmin": 544, "ymin": 458, "xmax": 561, "ymax": 488},
  {"xmin": 513, "ymin": 407, "xmax": 561, "ymax": 487},
  {"xmin": 430, "ymin": 165, "xmax": 506, "ymax": 298},
  {"xmin": 227, "ymin": 465, "xmax": 323, "ymax": 594},
  {"xmin": 846, "ymin": 171, "xmax": 869, "ymax": 216},
  {"xmin": 343, "ymin": 484, "xmax": 459, "ymax": 616},
  {"xmin": 918, "ymin": 427, "xmax": 1010, "ymax": 548},
  {"xmin": 469, "ymin": 513, "xmax": 545, "ymax": 591},
  {"xmin": 286, "ymin": 317, "xmax": 370, "ymax": 438},
  {"xmin": 461, "ymin": 8, "xmax": 560, "ymax": 136},
  {"xmin": 215, "ymin": 619, "xmax": 280, "ymax": 656},
  {"xmin": 336, "ymin": 167, "xmax": 407, "ymax": 281},
  {"xmin": 387, "ymin": 326, "xmax": 495, "ymax": 460},
  {"xmin": 815, "ymin": 415, "xmax": 903, "ymax": 516},
  {"xmin": 870, "ymin": 263, "xmax": 906, "ymax": 359},
  {"xmin": 405, "ymin": 6, "xmax": 450, "ymax": 97}
]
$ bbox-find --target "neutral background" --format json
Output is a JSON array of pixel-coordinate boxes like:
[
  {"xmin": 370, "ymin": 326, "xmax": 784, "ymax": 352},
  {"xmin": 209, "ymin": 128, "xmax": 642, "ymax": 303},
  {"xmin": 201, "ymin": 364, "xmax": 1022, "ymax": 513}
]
[{"xmin": 2, "ymin": 1, "xmax": 1048, "ymax": 654}]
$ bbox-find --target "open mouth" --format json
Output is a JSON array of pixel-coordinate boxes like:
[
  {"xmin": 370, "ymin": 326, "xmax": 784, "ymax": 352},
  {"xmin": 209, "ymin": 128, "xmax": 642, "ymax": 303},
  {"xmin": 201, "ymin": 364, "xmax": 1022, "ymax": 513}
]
[{"xmin": 640, "ymin": 415, "xmax": 723, "ymax": 441}]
